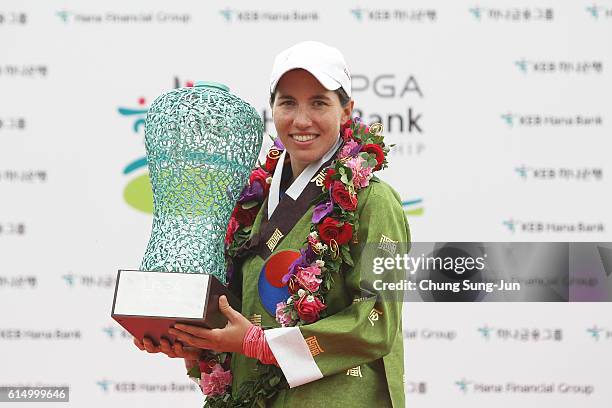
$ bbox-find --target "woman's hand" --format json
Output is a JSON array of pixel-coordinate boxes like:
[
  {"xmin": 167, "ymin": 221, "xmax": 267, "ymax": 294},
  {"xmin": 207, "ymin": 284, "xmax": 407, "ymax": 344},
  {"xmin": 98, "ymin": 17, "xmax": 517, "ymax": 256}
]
[
  {"xmin": 133, "ymin": 336, "xmax": 201, "ymax": 360},
  {"xmin": 168, "ymin": 295, "xmax": 252, "ymax": 353}
]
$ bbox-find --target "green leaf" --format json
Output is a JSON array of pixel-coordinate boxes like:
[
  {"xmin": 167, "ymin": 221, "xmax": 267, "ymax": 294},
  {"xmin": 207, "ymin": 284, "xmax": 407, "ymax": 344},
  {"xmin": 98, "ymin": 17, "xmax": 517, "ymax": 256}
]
[
  {"xmin": 187, "ymin": 365, "xmax": 201, "ymax": 379},
  {"xmin": 341, "ymin": 245, "xmax": 354, "ymax": 267},
  {"xmin": 241, "ymin": 201, "xmax": 259, "ymax": 210}
]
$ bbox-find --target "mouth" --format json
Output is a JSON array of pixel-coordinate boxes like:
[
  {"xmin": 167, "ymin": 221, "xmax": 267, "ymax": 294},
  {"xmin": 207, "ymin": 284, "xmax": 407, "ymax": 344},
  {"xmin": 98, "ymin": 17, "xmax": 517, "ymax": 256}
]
[{"xmin": 290, "ymin": 134, "xmax": 319, "ymax": 143}]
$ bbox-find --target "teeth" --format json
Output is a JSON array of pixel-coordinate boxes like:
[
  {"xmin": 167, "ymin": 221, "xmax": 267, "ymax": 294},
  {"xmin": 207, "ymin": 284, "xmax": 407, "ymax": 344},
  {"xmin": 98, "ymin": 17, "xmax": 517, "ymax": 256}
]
[{"xmin": 292, "ymin": 134, "xmax": 317, "ymax": 142}]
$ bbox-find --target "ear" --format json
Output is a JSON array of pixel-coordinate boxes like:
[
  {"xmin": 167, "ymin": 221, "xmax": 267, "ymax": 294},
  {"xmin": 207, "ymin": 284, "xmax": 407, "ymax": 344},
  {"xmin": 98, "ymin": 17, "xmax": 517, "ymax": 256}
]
[{"xmin": 341, "ymin": 99, "xmax": 355, "ymax": 123}]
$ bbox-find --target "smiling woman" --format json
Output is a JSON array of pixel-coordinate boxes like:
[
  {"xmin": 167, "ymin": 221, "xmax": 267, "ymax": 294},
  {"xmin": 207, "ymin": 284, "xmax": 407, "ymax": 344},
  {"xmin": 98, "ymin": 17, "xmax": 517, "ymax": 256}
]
[{"xmin": 135, "ymin": 41, "xmax": 410, "ymax": 408}]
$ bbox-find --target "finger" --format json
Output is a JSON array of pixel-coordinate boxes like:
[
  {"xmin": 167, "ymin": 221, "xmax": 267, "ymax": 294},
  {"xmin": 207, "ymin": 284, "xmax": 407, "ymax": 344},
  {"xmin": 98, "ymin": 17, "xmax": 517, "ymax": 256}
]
[
  {"xmin": 159, "ymin": 338, "xmax": 176, "ymax": 357},
  {"xmin": 172, "ymin": 341, "xmax": 184, "ymax": 356},
  {"xmin": 143, "ymin": 337, "xmax": 160, "ymax": 353},
  {"xmin": 133, "ymin": 337, "xmax": 145, "ymax": 351},
  {"xmin": 183, "ymin": 347, "xmax": 202, "ymax": 360},
  {"xmin": 169, "ymin": 328, "xmax": 213, "ymax": 350},
  {"xmin": 218, "ymin": 295, "xmax": 238, "ymax": 323},
  {"xmin": 172, "ymin": 324, "xmax": 212, "ymax": 340}
]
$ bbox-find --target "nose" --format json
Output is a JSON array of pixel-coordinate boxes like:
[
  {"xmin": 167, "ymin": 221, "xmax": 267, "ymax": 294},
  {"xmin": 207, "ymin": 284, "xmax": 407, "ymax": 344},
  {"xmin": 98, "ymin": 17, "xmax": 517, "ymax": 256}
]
[{"xmin": 293, "ymin": 106, "xmax": 312, "ymax": 129}]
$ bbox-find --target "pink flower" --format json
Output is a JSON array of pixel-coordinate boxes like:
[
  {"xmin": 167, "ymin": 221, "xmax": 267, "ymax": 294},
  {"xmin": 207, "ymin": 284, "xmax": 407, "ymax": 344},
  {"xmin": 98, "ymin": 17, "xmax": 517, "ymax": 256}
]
[
  {"xmin": 296, "ymin": 265, "xmax": 322, "ymax": 292},
  {"xmin": 339, "ymin": 139, "xmax": 359, "ymax": 159},
  {"xmin": 200, "ymin": 364, "xmax": 232, "ymax": 396},
  {"xmin": 346, "ymin": 156, "xmax": 373, "ymax": 189},
  {"xmin": 296, "ymin": 295, "xmax": 326, "ymax": 323},
  {"xmin": 275, "ymin": 302, "xmax": 294, "ymax": 327}
]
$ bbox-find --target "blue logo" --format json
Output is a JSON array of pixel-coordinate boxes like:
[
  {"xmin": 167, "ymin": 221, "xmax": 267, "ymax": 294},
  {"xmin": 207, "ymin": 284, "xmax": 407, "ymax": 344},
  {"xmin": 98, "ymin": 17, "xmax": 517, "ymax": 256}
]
[
  {"xmin": 514, "ymin": 166, "xmax": 528, "ymax": 179},
  {"xmin": 586, "ymin": 6, "xmax": 599, "ymax": 18},
  {"xmin": 501, "ymin": 113, "xmax": 514, "ymax": 127},
  {"xmin": 97, "ymin": 380, "xmax": 111, "ymax": 393},
  {"xmin": 56, "ymin": 10, "xmax": 71, "ymax": 23},
  {"xmin": 350, "ymin": 8, "xmax": 364, "ymax": 21},
  {"xmin": 587, "ymin": 325, "xmax": 603, "ymax": 341},
  {"xmin": 515, "ymin": 59, "xmax": 528, "ymax": 73},
  {"xmin": 455, "ymin": 378, "xmax": 471, "ymax": 393},
  {"xmin": 402, "ymin": 198, "xmax": 424, "ymax": 217},
  {"xmin": 219, "ymin": 8, "xmax": 233, "ymax": 21},
  {"xmin": 469, "ymin": 8, "xmax": 482, "ymax": 20},
  {"xmin": 477, "ymin": 325, "xmax": 492, "ymax": 340},
  {"xmin": 503, "ymin": 219, "xmax": 516, "ymax": 233},
  {"xmin": 62, "ymin": 274, "xmax": 75, "ymax": 287}
]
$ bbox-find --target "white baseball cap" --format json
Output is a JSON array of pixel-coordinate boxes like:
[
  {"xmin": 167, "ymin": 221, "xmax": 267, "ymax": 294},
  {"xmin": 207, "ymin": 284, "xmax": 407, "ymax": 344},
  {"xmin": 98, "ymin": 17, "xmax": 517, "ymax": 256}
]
[{"xmin": 269, "ymin": 41, "xmax": 352, "ymax": 98}]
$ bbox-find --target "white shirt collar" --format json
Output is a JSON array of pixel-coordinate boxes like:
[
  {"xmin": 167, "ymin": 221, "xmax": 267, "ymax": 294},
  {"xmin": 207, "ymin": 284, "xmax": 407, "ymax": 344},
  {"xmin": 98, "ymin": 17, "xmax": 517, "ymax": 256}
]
[{"xmin": 268, "ymin": 135, "xmax": 342, "ymax": 218}]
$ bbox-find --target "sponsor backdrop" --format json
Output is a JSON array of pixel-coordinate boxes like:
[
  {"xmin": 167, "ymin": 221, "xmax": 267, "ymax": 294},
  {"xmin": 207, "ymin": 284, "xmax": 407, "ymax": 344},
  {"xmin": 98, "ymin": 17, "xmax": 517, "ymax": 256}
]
[{"xmin": 1, "ymin": 0, "xmax": 611, "ymax": 406}]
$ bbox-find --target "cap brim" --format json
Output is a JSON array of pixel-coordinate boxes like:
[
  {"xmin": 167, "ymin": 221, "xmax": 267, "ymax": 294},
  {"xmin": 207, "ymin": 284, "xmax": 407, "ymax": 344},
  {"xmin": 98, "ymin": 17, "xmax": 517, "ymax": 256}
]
[{"xmin": 270, "ymin": 63, "xmax": 341, "ymax": 94}]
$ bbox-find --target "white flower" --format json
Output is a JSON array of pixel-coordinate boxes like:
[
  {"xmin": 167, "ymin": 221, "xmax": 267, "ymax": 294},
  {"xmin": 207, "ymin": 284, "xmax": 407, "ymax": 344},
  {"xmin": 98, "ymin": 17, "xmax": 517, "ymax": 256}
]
[
  {"xmin": 315, "ymin": 260, "xmax": 325, "ymax": 267},
  {"xmin": 298, "ymin": 289, "xmax": 306, "ymax": 297},
  {"xmin": 287, "ymin": 296, "xmax": 294, "ymax": 304},
  {"xmin": 315, "ymin": 243, "xmax": 325, "ymax": 252},
  {"xmin": 309, "ymin": 231, "xmax": 318, "ymax": 238},
  {"xmin": 307, "ymin": 295, "xmax": 315, "ymax": 302}
]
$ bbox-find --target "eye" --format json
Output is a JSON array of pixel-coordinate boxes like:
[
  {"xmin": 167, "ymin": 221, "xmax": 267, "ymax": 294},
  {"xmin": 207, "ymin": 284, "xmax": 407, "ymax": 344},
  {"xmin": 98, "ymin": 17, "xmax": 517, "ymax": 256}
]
[{"xmin": 313, "ymin": 100, "xmax": 328, "ymax": 107}]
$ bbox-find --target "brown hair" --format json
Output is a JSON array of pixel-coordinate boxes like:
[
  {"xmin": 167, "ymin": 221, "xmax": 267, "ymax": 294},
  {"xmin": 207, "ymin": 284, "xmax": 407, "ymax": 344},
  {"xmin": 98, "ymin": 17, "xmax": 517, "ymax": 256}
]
[{"xmin": 269, "ymin": 87, "xmax": 351, "ymax": 108}]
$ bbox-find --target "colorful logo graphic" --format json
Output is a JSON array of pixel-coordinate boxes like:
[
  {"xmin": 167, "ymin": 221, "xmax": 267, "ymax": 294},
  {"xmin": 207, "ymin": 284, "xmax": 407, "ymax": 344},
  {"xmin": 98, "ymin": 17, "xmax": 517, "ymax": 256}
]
[
  {"xmin": 455, "ymin": 378, "xmax": 471, "ymax": 393},
  {"xmin": 501, "ymin": 113, "xmax": 514, "ymax": 127},
  {"xmin": 477, "ymin": 325, "xmax": 493, "ymax": 340},
  {"xmin": 515, "ymin": 165, "xmax": 528, "ymax": 179},
  {"xmin": 118, "ymin": 78, "xmax": 193, "ymax": 213},
  {"xmin": 62, "ymin": 274, "xmax": 75, "ymax": 287},
  {"xmin": 515, "ymin": 59, "xmax": 528, "ymax": 73},
  {"xmin": 503, "ymin": 219, "xmax": 516, "ymax": 233},
  {"xmin": 56, "ymin": 10, "xmax": 71, "ymax": 23},
  {"xmin": 219, "ymin": 8, "xmax": 233, "ymax": 21},
  {"xmin": 586, "ymin": 325, "xmax": 603, "ymax": 341},
  {"xmin": 97, "ymin": 380, "xmax": 111, "ymax": 392},
  {"xmin": 258, "ymin": 250, "xmax": 301, "ymax": 316},
  {"xmin": 402, "ymin": 198, "xmax": 424, "ymax": 217},
  {"xmin": 468, "ymin": 8, "xmax": 482, "ymax": 20},
  {"xmin": 350, "ymin": 8, "xmax": 364, "ymax": 21}
]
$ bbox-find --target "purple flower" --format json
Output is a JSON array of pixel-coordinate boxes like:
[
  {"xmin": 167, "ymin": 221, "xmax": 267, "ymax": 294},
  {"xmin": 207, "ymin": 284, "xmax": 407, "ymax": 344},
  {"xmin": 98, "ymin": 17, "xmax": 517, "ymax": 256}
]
[
  {"xmin": 238, "ymin": 180, "xmax": 263, "ymax": 203},
  {"xmin": 273, "ymin": 138, "xmax": 285, "ymax": 150},
  {"xmin": 282, "ymin": 247, "xmax": 317, "ymax": 284},
  {"xmin": 226, "ymin": 263, "xmax": 235, "ymax": 282},
  {"xmin": 339, "ymin": 140, "xmax": 361, "ymax": 159},
  {"xmin": 312, "ymin": 201, "xmax": 333, "ymax": 224}
]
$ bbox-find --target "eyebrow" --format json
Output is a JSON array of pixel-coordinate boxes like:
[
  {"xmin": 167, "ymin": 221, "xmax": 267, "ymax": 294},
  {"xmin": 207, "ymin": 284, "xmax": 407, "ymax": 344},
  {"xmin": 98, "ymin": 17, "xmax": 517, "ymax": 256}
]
[{"xmin": 276, "ymin": 94, "xmax": 332, "ymax": 101}]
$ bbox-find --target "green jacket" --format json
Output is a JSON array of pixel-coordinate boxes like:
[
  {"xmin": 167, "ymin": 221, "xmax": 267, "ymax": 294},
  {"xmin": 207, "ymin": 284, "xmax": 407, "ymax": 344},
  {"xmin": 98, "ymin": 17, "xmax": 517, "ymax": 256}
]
[{"xmin": 231, "ymin": 177, "xmax": 410, "ymax": 407}]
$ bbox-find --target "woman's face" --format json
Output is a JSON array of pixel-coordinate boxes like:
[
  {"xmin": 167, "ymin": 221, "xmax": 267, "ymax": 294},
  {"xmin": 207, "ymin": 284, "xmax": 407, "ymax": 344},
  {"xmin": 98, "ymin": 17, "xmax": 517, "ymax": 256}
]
[{"xmin": 272, "ymin": 69, "xmax": 353, "ymax": 172}]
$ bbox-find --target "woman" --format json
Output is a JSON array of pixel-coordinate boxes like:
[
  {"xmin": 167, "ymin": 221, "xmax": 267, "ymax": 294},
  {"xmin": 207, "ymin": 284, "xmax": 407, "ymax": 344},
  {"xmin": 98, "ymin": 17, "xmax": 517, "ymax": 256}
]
[{"xmin": 135, "ymin": 41, "xmax": 410, "ymax": 407}]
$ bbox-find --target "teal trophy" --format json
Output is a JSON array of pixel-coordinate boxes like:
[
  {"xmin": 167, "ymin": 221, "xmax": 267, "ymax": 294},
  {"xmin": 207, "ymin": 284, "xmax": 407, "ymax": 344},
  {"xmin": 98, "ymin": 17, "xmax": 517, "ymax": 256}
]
[
  {"xmin": 112, "ymin": 82, "xmax": 263, "ymax": 340},
  {"xmin": 140, "ymin": 81, "xmax": 263, "ymax": 282}
]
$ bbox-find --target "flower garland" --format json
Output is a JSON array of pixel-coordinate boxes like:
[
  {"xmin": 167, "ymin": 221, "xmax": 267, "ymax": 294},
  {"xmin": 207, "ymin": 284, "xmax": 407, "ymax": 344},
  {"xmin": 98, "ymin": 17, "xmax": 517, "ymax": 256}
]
[{"xmin": 189, "ymin": 117, "xmax": 389, "ymax": 407}]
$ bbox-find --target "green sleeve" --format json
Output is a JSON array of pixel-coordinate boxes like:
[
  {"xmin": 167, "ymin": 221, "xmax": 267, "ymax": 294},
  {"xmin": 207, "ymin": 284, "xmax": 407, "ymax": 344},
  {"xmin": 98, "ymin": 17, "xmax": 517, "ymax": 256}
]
[{"xmin": 298, "ymin": 179, "xmax": 410, "ymax": 377}]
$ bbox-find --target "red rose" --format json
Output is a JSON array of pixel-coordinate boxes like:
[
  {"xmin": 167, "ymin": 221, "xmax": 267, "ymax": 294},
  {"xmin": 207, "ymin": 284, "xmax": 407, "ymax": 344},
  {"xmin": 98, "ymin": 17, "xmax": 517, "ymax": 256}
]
[
  {"xmin": 296, "ymin": 294, "xmax": 326, "ymax": 323},
  {"xmin": 317, "ymin": 216, "xmax": 353, "ymax": 245},
  {"xmin": 342, "ymin": 127, "xmax": 354, "ymax": 142},
  {"xmin": 249, "ymin": 168, "xmax": 271, "ymax": 196},
  {"xmin": 360, "ymin": 143, "xmax": 385, "ymax": 170},
  {"xmin": 233, "ymin": 205, "xmax": 258, "ymax": 227},
  {"xmin": 224, "ymin": 216, "xmax": 239, "ymax": 246},
  {"xmin": 265, "ymin": 149, "xmax": 282, "ymax": 173},
  {"xmin": 323, "ymin": 169, "xmax": 336, "ymax": 190},
  {"xmin": 341, "ymin": 119, "xmax": 352, "ymax": 133},
  {"xmin": 331, "ymin": 180, "xmax": 357, "ymax": 211}
]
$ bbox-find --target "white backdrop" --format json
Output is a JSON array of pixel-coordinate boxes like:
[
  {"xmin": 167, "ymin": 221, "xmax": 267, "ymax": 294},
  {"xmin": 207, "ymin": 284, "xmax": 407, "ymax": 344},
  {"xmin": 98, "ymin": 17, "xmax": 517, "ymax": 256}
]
[{"xmin": 1, "ymin": 1, "xmax": 611, "ymax": 407}]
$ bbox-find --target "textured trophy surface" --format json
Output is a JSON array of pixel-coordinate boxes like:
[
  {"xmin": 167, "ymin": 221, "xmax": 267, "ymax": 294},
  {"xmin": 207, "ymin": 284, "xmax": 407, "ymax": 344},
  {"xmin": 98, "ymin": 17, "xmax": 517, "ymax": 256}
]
[{"xmin": 140, "ymin": 82, "xmax": 263, "ymax": 283}]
